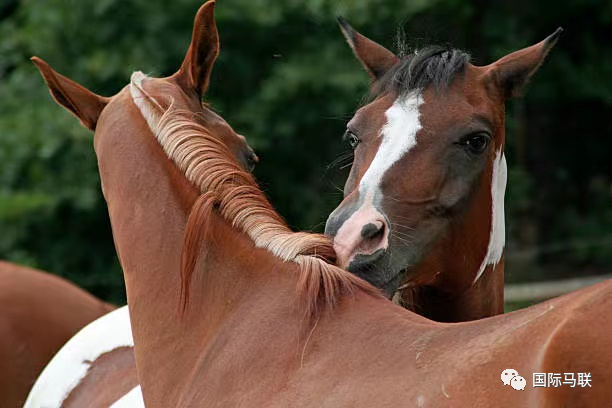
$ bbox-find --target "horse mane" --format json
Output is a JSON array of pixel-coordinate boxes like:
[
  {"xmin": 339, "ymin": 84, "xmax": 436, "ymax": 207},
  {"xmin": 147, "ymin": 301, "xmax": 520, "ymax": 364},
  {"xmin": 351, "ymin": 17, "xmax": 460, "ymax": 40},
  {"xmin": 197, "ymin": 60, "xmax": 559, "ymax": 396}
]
[
  {"xmin": 373, "ymin": 46, "xmax": 471, "ymax": 98},
  {"xmin": 129, "ymin": 72, "xmax": 380, "ymax": 319}
]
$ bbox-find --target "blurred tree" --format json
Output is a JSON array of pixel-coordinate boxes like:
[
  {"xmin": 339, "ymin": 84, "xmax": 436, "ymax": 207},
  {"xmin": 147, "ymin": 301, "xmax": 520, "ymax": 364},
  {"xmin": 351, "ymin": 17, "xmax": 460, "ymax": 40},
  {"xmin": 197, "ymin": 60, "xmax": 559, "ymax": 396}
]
[{"xmin": 0, "ymin": 0, "xmax": 610, "ymax": 303}]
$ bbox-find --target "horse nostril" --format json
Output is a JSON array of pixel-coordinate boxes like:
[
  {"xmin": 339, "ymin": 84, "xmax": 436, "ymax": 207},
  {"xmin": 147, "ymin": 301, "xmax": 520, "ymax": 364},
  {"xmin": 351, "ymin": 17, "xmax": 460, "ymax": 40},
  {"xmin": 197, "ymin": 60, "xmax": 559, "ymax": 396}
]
[{"xmin": 361, "ymin": 221, "xmax": 384, "ymax": 240}]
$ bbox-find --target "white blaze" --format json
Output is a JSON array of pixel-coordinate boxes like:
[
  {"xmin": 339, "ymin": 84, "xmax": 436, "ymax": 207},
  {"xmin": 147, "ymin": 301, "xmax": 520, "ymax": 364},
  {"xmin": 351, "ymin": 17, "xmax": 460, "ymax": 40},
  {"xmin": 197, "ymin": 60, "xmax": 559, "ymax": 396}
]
[
  {"xmin": 474, "ymin": 150, "xmax": 507, "ymax": 282},
  {"xmin": 358, "ymin": 92, "xmax": 423, "ymax": 203}
]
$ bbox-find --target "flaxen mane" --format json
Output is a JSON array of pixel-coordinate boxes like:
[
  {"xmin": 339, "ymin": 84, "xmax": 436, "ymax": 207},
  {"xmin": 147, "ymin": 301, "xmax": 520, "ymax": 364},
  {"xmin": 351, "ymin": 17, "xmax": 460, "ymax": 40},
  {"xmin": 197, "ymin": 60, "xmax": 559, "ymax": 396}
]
[{"xmin": 129, "ymin": 72, "xmax": 379, "ymax": 319}]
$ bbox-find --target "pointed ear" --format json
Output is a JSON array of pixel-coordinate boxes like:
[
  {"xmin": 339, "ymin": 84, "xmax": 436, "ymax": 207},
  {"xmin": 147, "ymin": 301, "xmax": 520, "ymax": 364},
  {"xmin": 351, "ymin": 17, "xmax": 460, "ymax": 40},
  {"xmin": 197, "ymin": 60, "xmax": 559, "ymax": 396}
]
[
  {"xmin": 486, "ymin": 28, "xmax": 562, "ymax": 98},
  {"xmin": 173, "ymin": 1, "xmax": 219, "ymax": 96},
  {"xmin": 337, "ymin": 17, "xmax": 399, "ymax": 80},
  {"xmin": 31, "ymin": 57, "xmax": 108, "ymax": 131}
]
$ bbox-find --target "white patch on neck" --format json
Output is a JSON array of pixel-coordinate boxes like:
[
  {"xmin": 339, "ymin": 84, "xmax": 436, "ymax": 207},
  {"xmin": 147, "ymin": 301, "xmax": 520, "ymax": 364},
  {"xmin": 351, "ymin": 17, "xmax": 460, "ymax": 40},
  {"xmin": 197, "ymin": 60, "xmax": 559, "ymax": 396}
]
[
  {"xmin": 474, "ymin": 150, "xmax": 507, "ymax": 283},
  {"xmin": 358, "ymin": 92, "xmax": 423, "ymax": 203}
]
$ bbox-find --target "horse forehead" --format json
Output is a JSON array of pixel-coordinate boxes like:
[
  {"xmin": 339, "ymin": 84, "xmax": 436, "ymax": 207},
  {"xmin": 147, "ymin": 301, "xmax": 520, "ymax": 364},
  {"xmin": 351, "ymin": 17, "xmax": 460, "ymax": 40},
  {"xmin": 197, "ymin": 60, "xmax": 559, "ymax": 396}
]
[
  {"xmin": 450, "ymin": 64, "xmax": 502, "ymax": 118},
  {"xmin": 418, "ymin": 91, "xmax": 472, "ymax": 132},
  {"xmin": 358, "ymin": 92, "xmax": 424, "ymax": 196},
  {"xmin": 350, "ymin": 94, "xmax": 395, "ymax": 128},
  {"xmin": 417, "ymin": 81, "xmax": 496, "ymax": 137}
]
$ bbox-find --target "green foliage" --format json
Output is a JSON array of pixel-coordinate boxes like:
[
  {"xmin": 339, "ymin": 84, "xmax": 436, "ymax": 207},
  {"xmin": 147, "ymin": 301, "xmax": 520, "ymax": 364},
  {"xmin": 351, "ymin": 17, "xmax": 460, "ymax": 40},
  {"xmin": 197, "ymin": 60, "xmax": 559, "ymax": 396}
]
[{"xmin": 1, "ymin": 0, "xmax": 610, "ymax": 302}]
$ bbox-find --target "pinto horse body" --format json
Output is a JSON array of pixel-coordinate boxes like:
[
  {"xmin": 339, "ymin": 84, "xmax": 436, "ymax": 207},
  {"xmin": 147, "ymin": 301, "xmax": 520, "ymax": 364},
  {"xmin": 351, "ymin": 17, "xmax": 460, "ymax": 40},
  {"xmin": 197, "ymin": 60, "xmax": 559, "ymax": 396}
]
[
  {"xmin": 25, "ymin": 306, "xmax": 140, "ymax": 408},
  {"xmin": 0, "ymin": 261, "xmax": 113, "ymax": 407},
  {"xmin": 28, "ymin": 3, "xmax": 612, "ymax": 406}
]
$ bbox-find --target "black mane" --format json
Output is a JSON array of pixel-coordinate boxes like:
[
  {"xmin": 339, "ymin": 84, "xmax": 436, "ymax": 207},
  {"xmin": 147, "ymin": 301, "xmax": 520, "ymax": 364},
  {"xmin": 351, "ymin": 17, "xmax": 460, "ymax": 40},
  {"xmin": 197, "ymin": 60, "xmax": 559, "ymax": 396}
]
[{"xmin": 373, "ymin": 46, "xmax": 471, "ymax": 97}]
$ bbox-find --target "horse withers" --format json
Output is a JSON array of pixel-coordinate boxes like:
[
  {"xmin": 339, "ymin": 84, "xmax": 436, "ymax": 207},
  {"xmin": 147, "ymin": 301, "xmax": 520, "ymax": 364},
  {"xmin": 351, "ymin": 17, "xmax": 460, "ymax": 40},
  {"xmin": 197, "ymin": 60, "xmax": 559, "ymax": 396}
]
[{"xmin": 325, "ymin": 20, "xmax": 561, "ymax": 322}]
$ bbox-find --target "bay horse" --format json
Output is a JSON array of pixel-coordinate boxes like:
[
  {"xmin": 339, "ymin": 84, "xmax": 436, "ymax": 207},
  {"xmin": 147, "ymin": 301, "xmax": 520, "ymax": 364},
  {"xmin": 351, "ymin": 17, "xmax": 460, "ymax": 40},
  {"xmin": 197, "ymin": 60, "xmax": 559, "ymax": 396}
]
[
  {"xmin": 0, "ymin": 261, "xmax": 114, "ymax": 407},
  {"xmin": 325, "ymin": 20, "xmax": 560, "ymax": 322},
  {"xmin": 29, "ymin": 2, "xmax": 612, "ymax": 406}
]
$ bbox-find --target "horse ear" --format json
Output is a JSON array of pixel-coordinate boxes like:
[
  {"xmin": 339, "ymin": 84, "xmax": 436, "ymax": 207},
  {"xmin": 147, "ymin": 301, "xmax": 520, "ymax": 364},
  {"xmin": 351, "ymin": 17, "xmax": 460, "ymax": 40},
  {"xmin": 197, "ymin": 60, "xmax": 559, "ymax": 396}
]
[
  {"xmin": 31, "ymin": 57, "xmax": 108, "ymax": 131},
  {"xmin": 337, "ymin": 17, "xmax": 399, "ymax": 80},
  {"xmin": 173, "ymin": 1, "xmax": 219, "ymax": 96},
  {"xmin": 486, "ymin": 28, "xmax": 562, "ymax": 98}
]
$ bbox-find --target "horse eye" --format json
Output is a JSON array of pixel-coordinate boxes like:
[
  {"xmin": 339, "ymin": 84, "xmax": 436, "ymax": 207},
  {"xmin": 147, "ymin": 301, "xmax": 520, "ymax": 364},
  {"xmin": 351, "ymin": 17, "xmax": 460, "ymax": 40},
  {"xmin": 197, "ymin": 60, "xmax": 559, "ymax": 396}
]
[
  {"xmin": 460, "ymin": 133, "xmax": 490, "ymax": 154},
  {"xmin": 246, "ymin": 151, "xmax": 258, "ymax": 172},
  {"xmin": 344, "ymin": 130, "xmax": 360, "ymax": 149}
]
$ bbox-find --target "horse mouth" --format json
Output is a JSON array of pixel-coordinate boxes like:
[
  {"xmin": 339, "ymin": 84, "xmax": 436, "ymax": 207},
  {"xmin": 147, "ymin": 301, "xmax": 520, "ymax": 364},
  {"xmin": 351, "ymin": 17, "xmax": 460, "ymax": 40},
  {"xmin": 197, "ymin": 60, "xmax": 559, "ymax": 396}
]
[{"xmin": 348, "ymin": 260, "xmax": 405, "ymax": 298}]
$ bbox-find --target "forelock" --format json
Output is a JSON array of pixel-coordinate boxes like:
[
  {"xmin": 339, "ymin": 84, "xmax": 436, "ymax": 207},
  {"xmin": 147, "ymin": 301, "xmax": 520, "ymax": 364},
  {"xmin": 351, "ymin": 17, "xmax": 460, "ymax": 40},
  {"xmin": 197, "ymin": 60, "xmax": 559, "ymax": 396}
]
[{"xmin": 372, "ymin": 46, "xmax": 471, "ymax": 98}]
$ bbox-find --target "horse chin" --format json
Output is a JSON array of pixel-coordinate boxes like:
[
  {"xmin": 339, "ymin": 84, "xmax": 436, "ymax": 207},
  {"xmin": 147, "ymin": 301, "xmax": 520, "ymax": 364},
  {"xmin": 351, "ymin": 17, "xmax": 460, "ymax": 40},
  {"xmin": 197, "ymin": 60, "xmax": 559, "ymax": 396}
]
[
  {"xmin": 379, "ymin": 272, "xmax": 407, "ymax": 298},
  {"xmin": 347, "ymin": 253, "xmax": 406, "ymax": 298}
]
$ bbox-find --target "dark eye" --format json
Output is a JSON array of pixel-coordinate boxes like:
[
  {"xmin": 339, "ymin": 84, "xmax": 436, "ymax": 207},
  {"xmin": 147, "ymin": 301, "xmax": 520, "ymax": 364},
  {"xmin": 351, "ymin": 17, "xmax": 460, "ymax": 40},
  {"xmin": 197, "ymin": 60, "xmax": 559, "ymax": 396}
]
[
  {"xmin": 246, "ymin": 151, "xmax": 258, "ymax": 172},
  {"xmin": 459, "ymin": 132, "xmax": 490, "ymax": 154},
  {"xmin": 343, "ymin": 130, "xmax": 360, "ymax": 149}
]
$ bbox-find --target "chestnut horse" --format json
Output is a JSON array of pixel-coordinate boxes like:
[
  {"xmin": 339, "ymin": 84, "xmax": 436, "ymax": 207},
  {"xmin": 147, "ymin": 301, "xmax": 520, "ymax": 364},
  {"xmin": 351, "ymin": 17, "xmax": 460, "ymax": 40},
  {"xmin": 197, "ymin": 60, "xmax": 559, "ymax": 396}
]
[
  {"xmin": 326, "ymin": 21, "xmax": 560, "ymax": 322},
  {"xmin": 28, "ymin": 3, "xmax": 612, "ymax": 406},
  {"xmin": 0, "ymin": 261, "xmax": 113, "ymax": 407},
  {"xmin": 26, "ymin": 3, "xmax": 257, "ymax": 406}
]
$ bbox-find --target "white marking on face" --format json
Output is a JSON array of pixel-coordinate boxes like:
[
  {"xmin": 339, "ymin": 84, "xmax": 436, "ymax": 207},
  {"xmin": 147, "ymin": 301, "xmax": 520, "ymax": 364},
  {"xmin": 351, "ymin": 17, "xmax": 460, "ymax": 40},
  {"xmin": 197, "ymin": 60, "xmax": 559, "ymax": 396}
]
[
  {"xmin": 331, "ymin": 93, "xmax": 423, "ymax": 264},
  {"xmin": 474, "ymin": 150, "xmax": 507, "ymax": 282},
  {"xmin": 111, "ymin": 385, "xmax": 145, "ymax": 407},
  {"xmin": 358, "ymin": 92, "xmax": 423, "ymax": 205},
  {"xmin": 24, "ymin": 306, "xmax": 136, "ymax": 407}
]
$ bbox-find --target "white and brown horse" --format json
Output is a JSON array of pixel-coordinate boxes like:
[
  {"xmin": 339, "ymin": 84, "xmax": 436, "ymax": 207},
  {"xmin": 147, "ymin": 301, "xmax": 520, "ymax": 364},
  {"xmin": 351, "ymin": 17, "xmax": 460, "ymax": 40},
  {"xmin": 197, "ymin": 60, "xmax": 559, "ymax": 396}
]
[
  {"xmin": 326, "ymin": 21, "xmax": 560, "ymax": 322},
  {"xmin": 0, "ymin": 261, "xmax": 113, "ymax": 407},
  {"xmin": 28, "ymin": 3, "xmax": 612, "ymax": 406}
]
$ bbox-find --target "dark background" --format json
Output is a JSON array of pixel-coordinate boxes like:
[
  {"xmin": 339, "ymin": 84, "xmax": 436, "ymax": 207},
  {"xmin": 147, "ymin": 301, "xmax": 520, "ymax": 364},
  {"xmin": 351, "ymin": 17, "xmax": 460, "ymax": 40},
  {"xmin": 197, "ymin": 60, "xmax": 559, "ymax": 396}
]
[{"xmin": 1, "ymin": 0, "xmax": 610, "ymax": 305}]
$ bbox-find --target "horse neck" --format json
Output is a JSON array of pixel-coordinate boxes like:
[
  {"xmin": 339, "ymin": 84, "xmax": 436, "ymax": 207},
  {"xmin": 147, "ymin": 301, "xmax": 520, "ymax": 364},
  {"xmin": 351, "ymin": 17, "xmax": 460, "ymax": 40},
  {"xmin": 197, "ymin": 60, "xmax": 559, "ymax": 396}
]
[
  {"xmin": 163, "ymin": 237, "xmax": 433, "ymax": 406},
  {"xmin": 95, "ymin": 95, "xmax": 281, "ymax": 405},
  {"xmin": 398, "ymin": 261, "xmax": 504, "ymax": 322},
  {"xmin": 96, "ymin": 128, "xmax": 324, "ymax": 404},
  {"xmin": 398, "ymin": 149, "xmax": 506, "ymax": 322}
]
